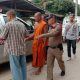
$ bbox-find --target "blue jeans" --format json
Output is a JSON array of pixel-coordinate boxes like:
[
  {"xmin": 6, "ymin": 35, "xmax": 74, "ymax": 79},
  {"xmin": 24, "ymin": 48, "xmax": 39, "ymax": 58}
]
[{"xmin": 9, "ymin": 54, "xmax": 27, "ymax": 80}]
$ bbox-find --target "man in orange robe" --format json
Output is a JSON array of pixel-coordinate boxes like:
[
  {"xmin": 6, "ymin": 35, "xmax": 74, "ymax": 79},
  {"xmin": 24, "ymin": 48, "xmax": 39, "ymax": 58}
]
[{"xmin": 25, "ymin": 12, "xmax": 47, "ymax": 75}]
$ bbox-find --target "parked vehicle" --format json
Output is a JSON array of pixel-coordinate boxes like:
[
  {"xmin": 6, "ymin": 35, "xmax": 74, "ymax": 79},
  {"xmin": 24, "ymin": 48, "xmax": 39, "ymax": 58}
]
[{"xmin": 0, "ymin": 14, "xmax": 34, "ymax": 64}]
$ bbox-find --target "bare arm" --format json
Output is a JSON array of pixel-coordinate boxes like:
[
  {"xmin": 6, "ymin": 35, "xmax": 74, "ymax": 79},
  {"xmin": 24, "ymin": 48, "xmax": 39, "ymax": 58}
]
[
  {"xmin": 0, "ymin": 23, "xmax": 9, "ymax": 39},
  {"xmin": 36, "ymin": 24, "xmax": 61, "ymax": 39},
  {"xmin": 76, "ymin": 24, "xmax": 79, "ymax": 39},
  {"xmin": 25, "ymin": 33, "xmax": 34, "ymax": 41},
  {"xmin": 63, "ymin": 24, "xmax": 68, "ymax": 41},
  {"xmin": 0, "ymin": 23, "xmax": 9, "ymax": 44}
]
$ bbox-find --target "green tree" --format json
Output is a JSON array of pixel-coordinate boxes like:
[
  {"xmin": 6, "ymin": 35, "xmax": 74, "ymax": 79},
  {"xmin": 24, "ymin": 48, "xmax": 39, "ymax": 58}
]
[
  {"xmin": 33, "ymin": 0, "xmax": 80, "ymax": 16},
  {"xmin": 33, "ymin": 0, "xmax": 75, "ymax": 15},
  {"xmin": 77, "ymin": 5, "xmax": 80, "ymax": 16},
  {"xmin": 33, "ymin": 0, "xmax": 53, "ymax": 9},
  {"xmin": 46, "ymin": 0, "xmax": 75, "ymax": 15}
]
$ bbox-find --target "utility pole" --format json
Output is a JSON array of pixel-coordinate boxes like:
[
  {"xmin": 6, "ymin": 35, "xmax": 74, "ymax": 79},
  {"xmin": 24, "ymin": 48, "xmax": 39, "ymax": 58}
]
[{"xmin": 75, "ymin": 0, "xmax": 78, "ymax": 17}]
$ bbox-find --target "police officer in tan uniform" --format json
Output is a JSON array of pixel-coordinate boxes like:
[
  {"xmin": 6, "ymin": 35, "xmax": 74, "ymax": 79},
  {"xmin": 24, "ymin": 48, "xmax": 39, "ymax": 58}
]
[{"xmin": 36, "ymin": 14, "xmax": 65, "ymax": 80}]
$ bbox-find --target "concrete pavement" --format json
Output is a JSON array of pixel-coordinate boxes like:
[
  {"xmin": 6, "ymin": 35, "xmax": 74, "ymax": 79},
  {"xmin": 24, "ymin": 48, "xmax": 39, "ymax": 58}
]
[{"xmin": 0, "ymin": 43, "xmax": 80, "ymax": 80}]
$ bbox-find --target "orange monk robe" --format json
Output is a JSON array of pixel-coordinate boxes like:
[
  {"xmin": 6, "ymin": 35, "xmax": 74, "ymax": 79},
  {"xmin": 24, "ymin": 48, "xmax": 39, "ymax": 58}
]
[{"xmin": 32, "ymin": 20, "xmax": 47, "ymax": 67}]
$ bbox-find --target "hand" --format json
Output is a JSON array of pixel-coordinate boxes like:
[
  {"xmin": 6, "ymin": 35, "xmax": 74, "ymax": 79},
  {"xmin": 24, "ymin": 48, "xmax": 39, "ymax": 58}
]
[
  {"xmin": 24, "ymin": 37, "xmax": 30, "ymax": 41},
  {"xmin": 0, "ymin": 39, "xmax": 4, "ymax": 45},
  {"xmin": 76, "ymin": 39, "xmax": 79, "ymax": 43},
  {"xmin": 35, "ymin": 34, "xmax": 44, "ymax": 40},
  {"xmin": 63, "ymin": 37, "xmax": 66, "ymax": 42},
  {"xmin": 35, "ymin": 36, "xmax": 39, "ymax": 40}
]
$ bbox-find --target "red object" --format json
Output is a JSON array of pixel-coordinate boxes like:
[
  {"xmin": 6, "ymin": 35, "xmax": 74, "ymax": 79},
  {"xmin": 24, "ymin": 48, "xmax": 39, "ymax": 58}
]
[
  {"xmin": 0, "ymin": 38, "xmax": 5, "ymax": 45},
  {"xmin": 0, "ymin": 38, "xmax": 5, "ymax": 40}
]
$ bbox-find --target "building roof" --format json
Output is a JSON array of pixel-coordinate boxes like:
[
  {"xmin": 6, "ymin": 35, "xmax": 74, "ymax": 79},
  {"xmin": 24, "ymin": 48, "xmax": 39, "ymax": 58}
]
[{"xmin": 0, "ymin": 0, "xmax": 45, "ymax": 16}]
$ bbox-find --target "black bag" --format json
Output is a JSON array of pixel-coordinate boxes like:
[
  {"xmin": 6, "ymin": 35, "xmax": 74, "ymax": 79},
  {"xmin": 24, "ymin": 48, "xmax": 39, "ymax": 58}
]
[{"xmin": 58, "ymin": 44, "xmax": 63, "ymax": 51}]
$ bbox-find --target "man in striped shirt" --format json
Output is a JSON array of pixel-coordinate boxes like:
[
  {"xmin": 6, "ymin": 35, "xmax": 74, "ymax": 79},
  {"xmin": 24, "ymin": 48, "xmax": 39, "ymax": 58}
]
[{"xmin": 0, "ymin": 10, "xmax": 29, "ymax": 80}]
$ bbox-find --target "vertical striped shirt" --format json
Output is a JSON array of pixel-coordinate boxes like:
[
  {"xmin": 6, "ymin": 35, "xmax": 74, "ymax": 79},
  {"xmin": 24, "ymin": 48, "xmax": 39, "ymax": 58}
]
[{"xmin": 1, "ymin": 18, "xmax": 29, "ymax": 56}]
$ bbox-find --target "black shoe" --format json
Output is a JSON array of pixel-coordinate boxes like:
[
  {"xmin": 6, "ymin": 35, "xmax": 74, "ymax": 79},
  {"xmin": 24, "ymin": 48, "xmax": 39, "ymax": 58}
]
[{"xmin": 61, "ymin": 71, "xmax": 65, "ymax": 76}]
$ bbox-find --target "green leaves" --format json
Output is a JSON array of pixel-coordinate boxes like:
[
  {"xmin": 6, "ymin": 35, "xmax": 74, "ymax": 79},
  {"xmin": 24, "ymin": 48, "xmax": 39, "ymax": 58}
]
[
  {"xmin": 33, "ymin": 0, "xmax": 80, "ymax": 16},
  {"xmin": 46, "ymin": 0, "xmax": 75, "ymax": 15}
]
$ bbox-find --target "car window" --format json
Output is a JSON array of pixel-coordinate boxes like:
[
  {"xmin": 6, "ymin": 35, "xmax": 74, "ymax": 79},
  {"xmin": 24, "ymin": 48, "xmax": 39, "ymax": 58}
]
[
  {"xmin": 3, "ymin": 16, "xmax": 8, "ymax": 23},
  {"xmin": 0, "ymin": 21, "xmax": 3, "ymax": 34},
  {"xmin": 0, "ymin": 16, "xmax": 5, "ymax": 34},
  {"xmin": 17, "ymin": 19, "xmax": 34, "ymax": 33},
  {"xmin": 3, "ymin": 16, "xmax": 34, "ymax": 33}
]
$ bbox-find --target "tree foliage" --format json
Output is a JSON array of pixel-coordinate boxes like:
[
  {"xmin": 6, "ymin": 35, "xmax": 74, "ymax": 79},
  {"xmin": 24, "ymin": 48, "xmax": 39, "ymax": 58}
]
[
  {"xmin": 34, "ymin": 0, "xmax": 75, "ymax": 15},
  {"xmin": 33, "ymin": 0, "xmax": 80, "ymax": 16},
  {"xmin": 77, "ymin": 5, "xmax": 80, "ymax": 16},
  {"xmin": 46, "ymin": 0, "xmax": 75, "ymax": 15}
]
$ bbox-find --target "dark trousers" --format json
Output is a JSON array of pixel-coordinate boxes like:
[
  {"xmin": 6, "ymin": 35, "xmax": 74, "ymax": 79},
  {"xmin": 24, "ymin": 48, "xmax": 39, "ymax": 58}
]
[
  {"xmin": 67, "ymin": 39, "xmax": 76, "ymax": 57},
  {"xmin": 45, "ymin": 46, "xmax": 48, "ymax": 60},
  {"xmin": 45, "ymin": 46, "xmax": 48, "ymax": 55}
]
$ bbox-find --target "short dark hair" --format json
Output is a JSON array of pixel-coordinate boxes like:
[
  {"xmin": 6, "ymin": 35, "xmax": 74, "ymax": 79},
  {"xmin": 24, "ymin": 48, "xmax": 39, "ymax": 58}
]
[
  {"xmin": 6, "ymin": 9, "xmax": 16, "ymax": 17},
  {"xmin": 69, "ymin": 13, "xmax": 75, "ymax": 17},
  {"xmin": 47, "ymin": 14, "xmax": 56, "ymax": 20}
]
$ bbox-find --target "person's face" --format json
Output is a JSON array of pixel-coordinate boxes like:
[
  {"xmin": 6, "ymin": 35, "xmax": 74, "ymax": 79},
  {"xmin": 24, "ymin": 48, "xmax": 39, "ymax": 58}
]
[
  {"xmin": 69, "ymin": 16, "xmax": 75, "ymax": 22},
  {"xmin": 34, "ymin": 15, "xmax": 41, "ymax": 22},
  {"xmin": 48, "ymin": 18, "xmax": 56, "ymax": 25},
  {"xmin": 7, "ymin": 14, "xmax": 12, "ymax": 21}
]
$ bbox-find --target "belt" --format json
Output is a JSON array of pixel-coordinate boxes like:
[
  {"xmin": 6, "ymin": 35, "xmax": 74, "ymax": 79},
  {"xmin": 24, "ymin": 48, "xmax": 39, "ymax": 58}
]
[
  {"xmin": 48, "ymin": 46, "xmax": 58, "ymax": 49},
  {"xmin": 47, "ymin": 43, "xmax": 63, "ymax": 51}
]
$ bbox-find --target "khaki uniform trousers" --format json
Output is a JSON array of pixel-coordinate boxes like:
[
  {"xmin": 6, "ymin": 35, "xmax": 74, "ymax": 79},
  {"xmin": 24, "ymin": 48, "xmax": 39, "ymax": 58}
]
[{"xmin": 47, "ymin": 47, "xmax": 65, "ymax": 80}]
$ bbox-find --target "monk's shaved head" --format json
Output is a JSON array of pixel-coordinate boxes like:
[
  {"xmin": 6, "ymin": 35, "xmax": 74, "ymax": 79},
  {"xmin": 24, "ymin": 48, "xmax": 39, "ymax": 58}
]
[
  {"xmin": 35, "ymin": 12, "xmax": 42, "ymax": 17},
  {"xmin": 34, "ymin": 12, "xmax": 42, "ymax": 22}
]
